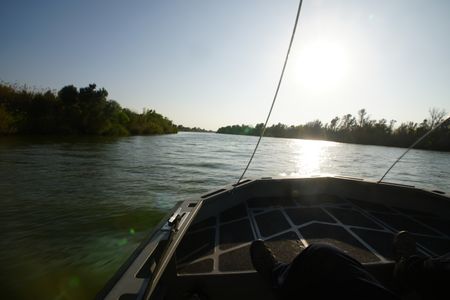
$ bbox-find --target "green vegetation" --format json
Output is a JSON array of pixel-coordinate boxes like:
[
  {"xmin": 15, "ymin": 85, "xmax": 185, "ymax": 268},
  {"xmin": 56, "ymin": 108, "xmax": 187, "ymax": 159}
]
[
  {"xmin": 217, "ymin": 108, "xmax": 450, "ymax": 151},
  {"xmin": 0, "ymin": 83, "xmax": 177, "ymax": 136}
]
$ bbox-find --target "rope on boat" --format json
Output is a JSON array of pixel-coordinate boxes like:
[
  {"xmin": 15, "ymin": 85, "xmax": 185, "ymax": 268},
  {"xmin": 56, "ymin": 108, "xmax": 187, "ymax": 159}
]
[
  {"xmin": 378, "ymin": 115, "xmax": 450, "ymax": 183},
  {"xmin": 236, "ymin": 0, "xmax": 304, "ymax": 185}
]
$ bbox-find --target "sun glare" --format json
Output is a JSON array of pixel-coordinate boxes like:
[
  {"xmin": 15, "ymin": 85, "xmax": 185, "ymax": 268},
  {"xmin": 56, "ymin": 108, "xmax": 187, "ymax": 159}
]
[
  {"xmin": 293, "ymin": 40, "xmax": 350, "ymax": 91},
  {"xmin": 289, "ymin": 139, "xmax": 331, "ymax": 176}
]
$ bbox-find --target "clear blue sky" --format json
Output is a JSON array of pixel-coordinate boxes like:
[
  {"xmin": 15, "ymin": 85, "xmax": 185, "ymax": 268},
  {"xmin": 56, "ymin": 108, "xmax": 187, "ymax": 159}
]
[{"xmin": 1, "ymin": 0, "xmax": 449, "ymax": 130}]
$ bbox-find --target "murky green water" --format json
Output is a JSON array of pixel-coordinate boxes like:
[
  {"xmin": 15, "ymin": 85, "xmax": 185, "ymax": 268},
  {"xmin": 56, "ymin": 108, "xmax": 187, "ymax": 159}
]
[{"xmin": 1, "ymin": 132, "xmax": 449, "ymax": 299}]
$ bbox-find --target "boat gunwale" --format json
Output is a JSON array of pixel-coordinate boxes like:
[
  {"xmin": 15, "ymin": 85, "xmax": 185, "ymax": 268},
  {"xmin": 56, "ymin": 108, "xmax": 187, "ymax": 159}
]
[{"xmin": 95, "ymin": 202, "xmax": 182, "ymax": 300}]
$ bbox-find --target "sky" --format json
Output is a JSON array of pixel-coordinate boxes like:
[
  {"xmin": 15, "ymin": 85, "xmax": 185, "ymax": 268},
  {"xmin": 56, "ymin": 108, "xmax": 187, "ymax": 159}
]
[{"xmin": 1, "ymin": 0, "xmax": 449, "ymax": 130}]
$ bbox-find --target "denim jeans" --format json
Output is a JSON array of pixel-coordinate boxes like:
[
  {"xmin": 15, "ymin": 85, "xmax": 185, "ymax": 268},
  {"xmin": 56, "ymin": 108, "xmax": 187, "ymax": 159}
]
[{"xmin": 271, "ymin": 243, "xmax": 399, "ymax": 300}]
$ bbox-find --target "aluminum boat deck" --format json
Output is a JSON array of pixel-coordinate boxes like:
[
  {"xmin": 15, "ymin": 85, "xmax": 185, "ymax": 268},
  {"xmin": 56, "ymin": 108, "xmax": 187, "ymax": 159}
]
[
  {"xmin": 177, "ymin": 193, "xmax": 450, "ymax": 275},
  {"xmin": 98, "ymin": 177, "xmax": 450, "ymax": 300}
]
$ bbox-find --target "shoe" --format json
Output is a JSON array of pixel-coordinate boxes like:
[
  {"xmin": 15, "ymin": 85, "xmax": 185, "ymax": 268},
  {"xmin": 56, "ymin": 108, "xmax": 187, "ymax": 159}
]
[
  {"xmin": 250, "ymin": 240, "xmax": 278, "ymax": 283},
  {"xmin": 393, "ymin": 231, "xmax": 417, "ymax": 261}
]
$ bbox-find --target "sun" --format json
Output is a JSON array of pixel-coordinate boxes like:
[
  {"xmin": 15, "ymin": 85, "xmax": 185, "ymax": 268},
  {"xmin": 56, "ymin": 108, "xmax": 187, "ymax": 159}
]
[{"xmin": 292, "ymin": 40, "xmax": 350, "ymax": 91}]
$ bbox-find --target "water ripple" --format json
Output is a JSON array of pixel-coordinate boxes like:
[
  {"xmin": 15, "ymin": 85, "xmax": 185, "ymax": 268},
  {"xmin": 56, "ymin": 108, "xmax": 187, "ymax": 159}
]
[{"xmin": 0, "ymin": 132, "xmax": 449, "ymax": 299}]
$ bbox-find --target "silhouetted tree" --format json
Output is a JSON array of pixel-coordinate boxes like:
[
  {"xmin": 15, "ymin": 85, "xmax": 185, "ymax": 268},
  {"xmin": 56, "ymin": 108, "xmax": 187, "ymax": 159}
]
[{"xmin": 428, "ymin": 108, "xmax": 447, "ymax": 129}]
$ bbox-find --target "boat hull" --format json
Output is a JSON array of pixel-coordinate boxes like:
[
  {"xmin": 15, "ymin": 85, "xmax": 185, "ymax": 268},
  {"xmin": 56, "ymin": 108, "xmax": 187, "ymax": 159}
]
[{"xmin": 98, "ymin": 177, "xmax": 450, "ymax": 300}]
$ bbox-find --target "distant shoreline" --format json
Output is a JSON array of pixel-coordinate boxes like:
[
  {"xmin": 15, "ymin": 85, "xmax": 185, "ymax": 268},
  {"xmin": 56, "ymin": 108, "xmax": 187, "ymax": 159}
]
[
  {"xmin": 213, "ymin": 131, "xmax": 450, "ymax": 153},
  {"xmin": 1, "ymin": 130, "xmax": 449, "ymax": 153},
  {"xmin": 216, "ymin": 112, "xmax": 450, "ymax": 152}
]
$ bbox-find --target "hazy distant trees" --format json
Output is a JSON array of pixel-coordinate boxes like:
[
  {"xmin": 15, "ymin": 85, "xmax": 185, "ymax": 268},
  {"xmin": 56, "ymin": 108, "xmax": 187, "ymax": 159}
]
[
  {"xmin": 217, "ymin": 108, "xmax": 449, "ymax": 151},
  {"xmin": 177, "ymin": 125, "xmax": 211, "ymax": 132},
  {"xmin": 0, "ymin": 82, "xmax": 177, "ymax": 136}
]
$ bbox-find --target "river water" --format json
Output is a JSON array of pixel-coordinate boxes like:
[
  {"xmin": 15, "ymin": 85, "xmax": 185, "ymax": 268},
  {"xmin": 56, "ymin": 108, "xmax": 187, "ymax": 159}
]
[{"xmin": 1, "ymin": 132, "xmax": 449, "ymax": 299}]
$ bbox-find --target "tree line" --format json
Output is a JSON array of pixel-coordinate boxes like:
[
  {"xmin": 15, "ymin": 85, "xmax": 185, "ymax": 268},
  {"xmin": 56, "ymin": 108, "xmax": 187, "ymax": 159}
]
[
  {"xmin": 177, "ymin": 125, "xmax": 212, "ymax": 133},
  {"xmin": 0, "ymin": 83, "xmax": 177, "ymax": 136},
  {"xmin": 217, "ymin": 108, "xmax": 450, "ymax": 151}
]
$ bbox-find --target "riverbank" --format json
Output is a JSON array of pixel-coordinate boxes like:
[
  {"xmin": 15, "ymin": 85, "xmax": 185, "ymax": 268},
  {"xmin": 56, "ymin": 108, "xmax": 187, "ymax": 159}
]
[
  {"xmin": 0, "ymin": 83, "xmax": 178, "ymax": 136},
  {"xmin": 217, "ymin": 110, "xmax": 450, "ymax": 151}
]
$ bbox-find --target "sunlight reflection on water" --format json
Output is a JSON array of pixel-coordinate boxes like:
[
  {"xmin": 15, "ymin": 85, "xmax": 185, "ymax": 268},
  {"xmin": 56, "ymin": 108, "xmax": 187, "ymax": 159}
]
[{"xmin": 291, "ymin": 139, "xmax": 332, "ymax": 176}]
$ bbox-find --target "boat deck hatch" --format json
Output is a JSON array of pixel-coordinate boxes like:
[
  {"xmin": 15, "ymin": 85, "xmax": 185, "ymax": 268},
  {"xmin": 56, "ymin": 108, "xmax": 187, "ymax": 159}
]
[{"xmin": 176, "ymin": 194, "xmax": 450, "ymax": 274}]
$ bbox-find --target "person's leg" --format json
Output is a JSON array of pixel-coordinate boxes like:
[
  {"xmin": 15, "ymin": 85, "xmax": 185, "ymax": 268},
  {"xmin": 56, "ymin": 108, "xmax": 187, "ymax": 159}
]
[
  {"xmin": 394, "ymin": 252, "xmax": 450, "ymax": 299},
  {"xmin": 276, "ymin": 243, "xmax": 397, "ymax": 299},
  {"xmin": 250, "ymin": 240, "xmax": 398, "ymax": 299},
  {"xmin": 393, "ymin": 230, "xmax": 450, "ymax": 300}
]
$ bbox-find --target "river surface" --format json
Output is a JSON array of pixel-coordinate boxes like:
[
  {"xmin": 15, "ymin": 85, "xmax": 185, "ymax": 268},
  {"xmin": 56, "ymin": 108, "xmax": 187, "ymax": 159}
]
[{"xmin": 1, "ymin": 132, "xmax": 449, "ymax": 299}]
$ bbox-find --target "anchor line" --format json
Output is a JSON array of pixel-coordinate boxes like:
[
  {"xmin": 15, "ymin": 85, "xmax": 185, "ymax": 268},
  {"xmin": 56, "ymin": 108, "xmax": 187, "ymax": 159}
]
[
  {"xmin": 236, "ymin": 0, "xmax": 304, "ymax": 185},
  {"xmin": 378, "ymin": 115, "xmax": 450, "ymax": 183}
]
